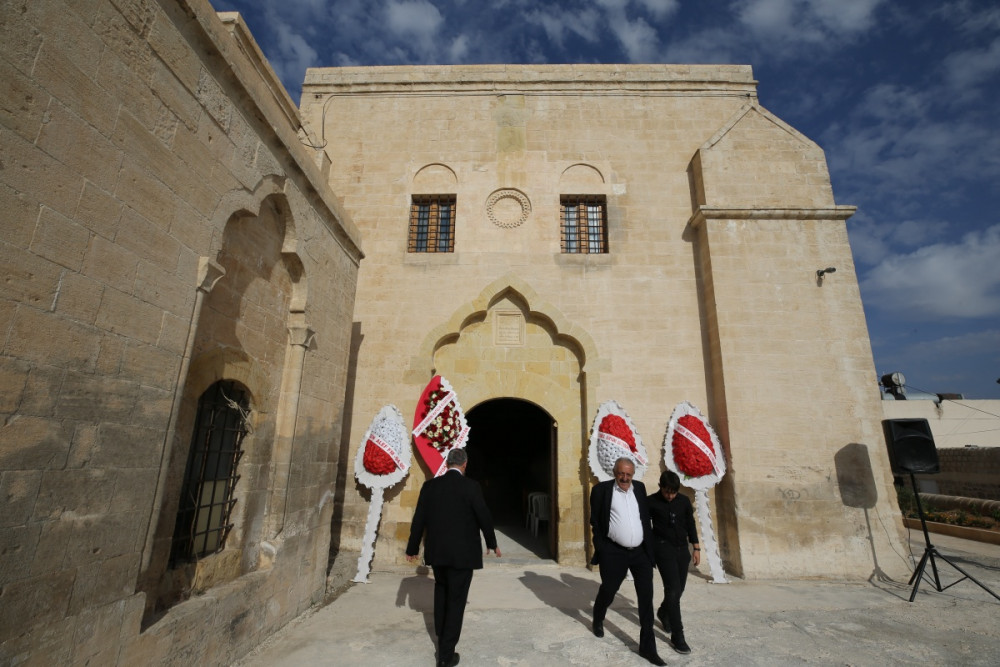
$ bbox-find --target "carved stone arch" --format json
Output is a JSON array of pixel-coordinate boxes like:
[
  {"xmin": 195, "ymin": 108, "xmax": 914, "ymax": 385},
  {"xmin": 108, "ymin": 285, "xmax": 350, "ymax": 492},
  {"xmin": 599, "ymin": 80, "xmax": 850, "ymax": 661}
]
[
  {"xmin": 408, "ymin": 273, "xmax": 604, "ymax": 379},
  {"xmin": 209, "ymin": 176, "xmax": 309, "ymax": 312},
  {"xmin": 413, "ymin": 163, "xmax": 458, "ymax": 191},
  {"xmin": 406, "ymin": 273, "xmax": 607, "ymax": 564},
  {"xmin": 559, "ymin": 163, "xmax": 605, "ymax": 188}
]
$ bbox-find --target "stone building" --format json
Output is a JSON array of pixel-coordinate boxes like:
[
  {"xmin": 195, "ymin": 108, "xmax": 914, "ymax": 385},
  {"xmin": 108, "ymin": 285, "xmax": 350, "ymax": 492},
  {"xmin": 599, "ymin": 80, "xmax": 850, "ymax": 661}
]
[
  {"xmin": 2, "ymin": 0, "xmax": 909, "ymax": 664},
  {"xmin": 301, "ymin": 64, "xmax": 910, "ymax": 580},
  {"xmin": 1, "ymin": 0, "xmax": 361, "ymax": 663}
]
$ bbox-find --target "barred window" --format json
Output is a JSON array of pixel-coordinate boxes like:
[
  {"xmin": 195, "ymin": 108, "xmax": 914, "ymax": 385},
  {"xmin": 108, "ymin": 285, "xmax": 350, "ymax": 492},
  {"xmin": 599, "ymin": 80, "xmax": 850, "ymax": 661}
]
[
  {"xmin": 408, "ymin": 195, "xmax": 456, "ymax": 253},
  {"xmin": 171, "ymin": 380, "xmax": 249, "ymax": 563},
  {"xmin": 560, "ymin": 196, "xmax": 607, "ymax": 254}
]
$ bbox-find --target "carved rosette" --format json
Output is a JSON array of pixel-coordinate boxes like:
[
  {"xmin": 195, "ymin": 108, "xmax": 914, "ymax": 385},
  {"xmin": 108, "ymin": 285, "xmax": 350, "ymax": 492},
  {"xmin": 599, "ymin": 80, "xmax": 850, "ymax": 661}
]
[{"xmin": 486, "ymin": 189, "xmax": 531, "ymax": 228}]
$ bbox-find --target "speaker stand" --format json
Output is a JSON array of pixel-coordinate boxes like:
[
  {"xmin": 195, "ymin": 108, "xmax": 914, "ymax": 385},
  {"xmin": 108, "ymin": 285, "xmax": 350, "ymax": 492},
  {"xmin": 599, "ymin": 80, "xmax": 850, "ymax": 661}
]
[{"xmin": 907, "ymin": 473, "xmax": 1000, "ymax": 603}]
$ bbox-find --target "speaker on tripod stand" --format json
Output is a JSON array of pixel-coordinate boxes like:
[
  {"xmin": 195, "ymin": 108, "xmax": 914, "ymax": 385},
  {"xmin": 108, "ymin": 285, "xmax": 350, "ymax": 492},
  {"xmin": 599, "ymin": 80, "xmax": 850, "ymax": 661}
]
[{"xmin": 883, "ymin": 418, "xmax": 999, "ymax": 602}]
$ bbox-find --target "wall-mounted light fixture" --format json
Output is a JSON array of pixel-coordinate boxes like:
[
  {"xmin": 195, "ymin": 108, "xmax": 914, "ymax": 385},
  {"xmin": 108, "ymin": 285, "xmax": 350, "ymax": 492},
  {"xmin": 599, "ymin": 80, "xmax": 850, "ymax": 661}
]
[{"xmin": 816, "ymin": 267, "xmax": 837, "ymax": 278}]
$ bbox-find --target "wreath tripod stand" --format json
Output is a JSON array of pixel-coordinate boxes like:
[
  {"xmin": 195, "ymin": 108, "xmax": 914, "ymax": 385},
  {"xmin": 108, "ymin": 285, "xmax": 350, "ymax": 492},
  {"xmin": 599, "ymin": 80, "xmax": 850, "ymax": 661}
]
[{"xmin": 906, "ymin": 472, "xmax": 1000, "ymax": 603}]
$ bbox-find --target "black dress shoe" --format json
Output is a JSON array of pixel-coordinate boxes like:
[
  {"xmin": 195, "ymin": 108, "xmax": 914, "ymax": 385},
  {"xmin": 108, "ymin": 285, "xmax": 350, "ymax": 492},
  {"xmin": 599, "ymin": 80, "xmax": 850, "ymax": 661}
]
[
  {"xmin": 436, "ymin": 652, "xmax": 460, "ymax": 667},
  {"xmin": 670, "ymin": 637, "xmax": 692, "ymax": 654},
  {"xmin": 639, "ymin": 650, "xmax": 667, "ymax": 666},
  {"xmin": 592, "ymin": 620, "xmax": 604, "ymax": 637}
]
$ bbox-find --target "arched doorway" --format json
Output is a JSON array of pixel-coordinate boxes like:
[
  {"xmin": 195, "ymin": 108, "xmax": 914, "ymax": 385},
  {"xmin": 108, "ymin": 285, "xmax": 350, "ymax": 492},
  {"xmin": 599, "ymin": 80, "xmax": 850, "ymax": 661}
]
[{"xmin": 466, "ymin": 398, "xmax": 554, "ymax": 558}]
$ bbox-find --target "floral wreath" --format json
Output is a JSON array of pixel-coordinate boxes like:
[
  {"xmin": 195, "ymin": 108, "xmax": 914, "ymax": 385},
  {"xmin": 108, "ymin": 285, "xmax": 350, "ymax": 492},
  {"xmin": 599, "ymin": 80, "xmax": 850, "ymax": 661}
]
[
  {"xmin": 412, "ymin": 375, "xmax": 469, "ymax": 476},
  {"xmin": 663, "ymin": 401, "xmax": 726, "ymax": 490},
  {"xmin": 588, "ymin": 400, "xmax": 648, "ymax": 482},
  {"xmin": 354, "ymin": 405, "xmax": 411, "ymax": 489}
]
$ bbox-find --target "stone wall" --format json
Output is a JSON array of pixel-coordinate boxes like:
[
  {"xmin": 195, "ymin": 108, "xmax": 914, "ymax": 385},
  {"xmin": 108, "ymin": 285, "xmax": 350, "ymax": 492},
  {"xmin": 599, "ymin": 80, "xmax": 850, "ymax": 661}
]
[
  {"xmin": 0, "ymin": 0, "xmax": 361, "ymax": 664},
  {"xmin": 915, "ymin": 448, "xmax": 1000, "ymax": 500}
]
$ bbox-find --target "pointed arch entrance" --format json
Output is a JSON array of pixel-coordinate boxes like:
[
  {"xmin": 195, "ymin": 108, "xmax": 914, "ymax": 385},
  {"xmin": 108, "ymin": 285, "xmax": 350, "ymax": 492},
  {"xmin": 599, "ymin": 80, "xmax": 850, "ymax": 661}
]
[
  {"xmin": 406, "ymin": 274, "xmax": 608, "ymax": 564},
  {"xmin": 466, "ymin": 398, "xmax": 554, "ymax": 557}
]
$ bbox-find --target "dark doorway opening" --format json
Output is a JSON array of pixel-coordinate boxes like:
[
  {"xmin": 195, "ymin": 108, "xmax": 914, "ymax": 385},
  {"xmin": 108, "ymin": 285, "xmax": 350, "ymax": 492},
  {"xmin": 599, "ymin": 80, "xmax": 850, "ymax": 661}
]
[{"xmin": 466, "ymin": 398, "xmax": 553, "ymax": 558}]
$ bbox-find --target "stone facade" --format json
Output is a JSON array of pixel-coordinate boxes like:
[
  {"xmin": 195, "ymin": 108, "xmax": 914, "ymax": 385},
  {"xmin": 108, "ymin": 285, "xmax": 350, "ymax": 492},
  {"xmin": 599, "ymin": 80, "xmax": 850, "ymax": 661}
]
[
  {"xmin": 1, "ymin": 0, "xmax": 361, "ymax": 664},
  {"xmin": 301, "ymin": 64, "xmax": 910, "ymax": 581}
]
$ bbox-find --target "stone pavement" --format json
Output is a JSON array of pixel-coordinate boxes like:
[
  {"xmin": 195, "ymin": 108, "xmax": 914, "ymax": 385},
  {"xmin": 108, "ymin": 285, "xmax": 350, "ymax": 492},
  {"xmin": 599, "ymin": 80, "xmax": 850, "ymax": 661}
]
[{"xmin": 236, "ymin": 528, "xmax": 1000, "ymax": 666}]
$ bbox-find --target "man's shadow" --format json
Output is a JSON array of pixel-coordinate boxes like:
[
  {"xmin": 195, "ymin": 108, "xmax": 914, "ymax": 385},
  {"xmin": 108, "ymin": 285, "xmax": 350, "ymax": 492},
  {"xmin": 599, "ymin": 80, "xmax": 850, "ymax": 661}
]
[
  {"xmin": 519, "ymin": 570, "xmax": 653, "ymax": 651},
  {"xmin": 395, "ymin": 568, "xmax": 437, "ymax": 646}
]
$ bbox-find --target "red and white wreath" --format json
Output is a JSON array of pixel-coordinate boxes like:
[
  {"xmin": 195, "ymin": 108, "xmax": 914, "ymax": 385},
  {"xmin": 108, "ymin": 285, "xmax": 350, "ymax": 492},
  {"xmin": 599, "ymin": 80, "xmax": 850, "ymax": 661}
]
[
  {"xmin": 412, "ymin": 375, "xmax": 469, "ymax": 477},
  {"xmin": 663, "ymin": 401, "xmax": 726, "ymax": 490},
  {"xmin": 354, "ymin": 405, "xmax": 411, "ymax": 489},
  {"xmin": 589, "ymin": 400, "xmax": 649, "ymax": 482}
]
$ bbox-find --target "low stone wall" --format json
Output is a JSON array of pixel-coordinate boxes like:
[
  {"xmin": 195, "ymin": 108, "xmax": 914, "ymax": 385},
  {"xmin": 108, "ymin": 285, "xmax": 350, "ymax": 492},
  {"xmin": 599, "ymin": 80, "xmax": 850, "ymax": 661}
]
[{"xmin": 915, "ymin": 448, "xmax": 1000, "ymax": 500}]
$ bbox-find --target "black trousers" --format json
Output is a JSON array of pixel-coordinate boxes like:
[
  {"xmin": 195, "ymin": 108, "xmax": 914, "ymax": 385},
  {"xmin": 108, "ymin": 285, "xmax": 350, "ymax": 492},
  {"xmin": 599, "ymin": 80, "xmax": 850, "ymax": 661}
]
[
  {"xmin": 432, "ymin": 565, "xmax": 474, "ymax": 665},
  {"xmin": 592, "ymin": 542, "xmax": 657, "ymax": 655},
  {"xmin": 654, "ymin": 543, "xmax": 691, "ymax": 640}
]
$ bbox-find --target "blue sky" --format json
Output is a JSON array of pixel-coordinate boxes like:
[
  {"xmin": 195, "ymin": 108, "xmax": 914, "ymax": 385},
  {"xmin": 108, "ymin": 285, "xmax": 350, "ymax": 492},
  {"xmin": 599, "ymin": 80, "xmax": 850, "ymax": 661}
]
[{"xmin": 213, "ymin": 0, "xmax": 1000, "ymax": 399}]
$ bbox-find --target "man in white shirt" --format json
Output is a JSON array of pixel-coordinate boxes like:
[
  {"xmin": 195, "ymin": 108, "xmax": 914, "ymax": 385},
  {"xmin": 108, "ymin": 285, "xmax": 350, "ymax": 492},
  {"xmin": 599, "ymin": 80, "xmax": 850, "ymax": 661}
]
[{"xmin": 589, "ymin": 458, "xmax": 666, "ymax": 666}]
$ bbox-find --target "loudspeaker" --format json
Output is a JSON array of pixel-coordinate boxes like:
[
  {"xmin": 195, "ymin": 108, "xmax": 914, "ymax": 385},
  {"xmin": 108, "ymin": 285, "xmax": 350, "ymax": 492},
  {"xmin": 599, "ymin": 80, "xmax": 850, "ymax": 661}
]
[{"xmin": 882, "ymin": 418, "xmax": 939, "ymax": 474}]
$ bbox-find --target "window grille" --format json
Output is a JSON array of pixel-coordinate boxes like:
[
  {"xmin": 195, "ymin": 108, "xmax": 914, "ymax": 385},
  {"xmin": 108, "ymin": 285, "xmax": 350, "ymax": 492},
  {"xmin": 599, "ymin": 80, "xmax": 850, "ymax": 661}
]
[
  {"xmin": 560, "ymin": 196, "xmax": 608, "ymax": 254},
  {"xmin": 408, "ymin": 195, "xmax": 456, "ymax": 253},
  {"xmin": 171, "ymin": 380, "xmax": 249, "ymax": 564}
]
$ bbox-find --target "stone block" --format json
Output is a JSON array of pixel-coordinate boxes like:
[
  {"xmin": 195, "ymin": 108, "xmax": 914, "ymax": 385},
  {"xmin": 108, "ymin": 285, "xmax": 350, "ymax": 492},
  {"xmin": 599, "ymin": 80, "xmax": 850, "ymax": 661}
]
[
  {"xmin": 0, "ymin": 568, "xmax": 75, "ymax": 644},
  {"xmin": 71, "ymin": 598, "xmax": 127, "ymax": 666},
  {"xmin": 74, "ymin": 180, "xmax": 124, "ymax": 241},
  {"xmin": 53, "ymin": 270, "xmax": 105, "ymax": 325},
  {"xmin": 32, "ymin": 41, "xmax": 117, "ymax": 139},
  {"xmin": 32, "ymin": 468, "xmax": 116, "ymax": 521},
  {"xmin": 93, "ymin": 422, "xmax": 164, "ymax": 469},
  {"xmin": 196, "ymin": 68, "xmax": 232, "ymax": 133},
  {"xmin": 134, "ymin": 260, "xmax": 195, "ymax": 316},
  {"xmin": 0, "ymin": 233, "xmax": 63, "ymax": 309},
  {"xmin": 0, "ymin": 522, "xmax": 41, "ymax": 585},
  {"xmin": 29, "ymin": 206, "xmax": 91, "ymax": 272},
  {"xmin": 0, "ymin": 469, "xmax": 42, "ymax": 527},
  {"xmin": 36, "ymin": 99, "xmax": 124, "ymax": 194},
  {"xmin": 0, "ymin": 356, "xmax": 30, "ymax": 414},
  {"xmin": 93, "ymin": 1, "xmax": 154, "ymax": 83},
  {"xmin": 0, "ymin": 414, "xmax": 73, "ymax": 470},
  {"xmin": 115, "ymin": 160, "xmax": 180, "ymax": 237},
  {"xmin": 131, "ymin": 384, "xmax": 174, "ymax": 429},
  {"xmin": 96, "ymin": 333, "xmax": 127, "ymax": 376},
  {"xmin": 0, "ymin": 55, "xmax": 46, "ymax": 144},
  {"xmin": 67, "ymin": 551, "xmax": 139, "ymax": 615},
  {"xmin": 56, "ymin": 371, "xmax": 137, "ymax": 422},
  {"xmin": 95, "ymin": 285, "xmax": 167, "ymax": 346}
]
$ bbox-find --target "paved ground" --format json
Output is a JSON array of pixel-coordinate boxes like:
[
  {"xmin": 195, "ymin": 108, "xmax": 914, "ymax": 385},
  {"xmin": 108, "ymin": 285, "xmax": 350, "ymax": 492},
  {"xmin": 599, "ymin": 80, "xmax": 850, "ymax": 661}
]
[{"xmin": 237, "ymin": 528, "xmax": 1000, "ymax": 666}]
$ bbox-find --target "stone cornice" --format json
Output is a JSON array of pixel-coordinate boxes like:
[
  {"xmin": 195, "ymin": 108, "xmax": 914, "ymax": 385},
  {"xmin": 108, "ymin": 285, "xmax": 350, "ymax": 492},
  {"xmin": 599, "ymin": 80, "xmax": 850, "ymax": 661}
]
[
  {"xmin": 689, "ymin": 206, "xmax": 857, "ymax": 228},
  {"xmin": 303, "ymin": 64, "xmax": 758, "ymax": 97}
]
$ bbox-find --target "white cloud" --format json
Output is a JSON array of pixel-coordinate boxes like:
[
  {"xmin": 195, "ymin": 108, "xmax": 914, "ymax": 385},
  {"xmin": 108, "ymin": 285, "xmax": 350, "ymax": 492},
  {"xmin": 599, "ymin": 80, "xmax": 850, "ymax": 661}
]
[
  {"xmin": 735, "ymin": 0, "xmax": 885, "ymax": 44},
  {"xmin": 636, "ymin": 0, "xmax": 680, "ymax": 20},
  {"xmin": 943, "ymin": 36, "xmax": 1000, "ymax": 92},
  {"xmin": 860, "ymin": 224, "xmax": 1000, "ymax": 319},
  {"xmin": 385, "ymin": 0, "xmax": 444, "ymax": 38},
  {"xmin": 610, "ymin": 15, "xmax": 660, "ymax": 61}
]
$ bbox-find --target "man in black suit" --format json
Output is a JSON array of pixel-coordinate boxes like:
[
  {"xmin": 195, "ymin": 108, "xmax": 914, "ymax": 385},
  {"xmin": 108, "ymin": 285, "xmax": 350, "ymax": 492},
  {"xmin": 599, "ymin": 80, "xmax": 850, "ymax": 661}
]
[
  {"xmin": 590, "ymin": 457, "xmax": 666, "ymax": 666},
  {"xmin": 406, "ymin": 448, "xmax": 501, "ymax": 667}
]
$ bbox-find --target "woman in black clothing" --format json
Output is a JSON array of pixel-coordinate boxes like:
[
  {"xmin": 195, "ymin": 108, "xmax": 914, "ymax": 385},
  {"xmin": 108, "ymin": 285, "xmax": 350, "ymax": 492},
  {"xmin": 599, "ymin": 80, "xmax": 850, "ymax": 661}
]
[{"xmin": 647, "ymin": 470, "xmax": 700, "ymax": 655}]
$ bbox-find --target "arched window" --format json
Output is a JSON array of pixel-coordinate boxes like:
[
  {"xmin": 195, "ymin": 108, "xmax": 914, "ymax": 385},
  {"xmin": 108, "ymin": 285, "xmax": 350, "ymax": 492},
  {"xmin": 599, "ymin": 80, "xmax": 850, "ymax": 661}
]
[{"xmin": 170, "ymin": 380, "xmax": 250, "ymax": 563}]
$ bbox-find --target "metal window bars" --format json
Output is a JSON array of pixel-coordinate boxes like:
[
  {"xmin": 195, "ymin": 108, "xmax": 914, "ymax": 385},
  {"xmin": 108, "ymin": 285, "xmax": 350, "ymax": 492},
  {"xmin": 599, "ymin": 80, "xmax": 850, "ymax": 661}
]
[
  {"xmin": 560, "ymin": 195, "xmax": 607, "ymax": 254},
  {"xmin": 170, "ymin": 380, "xmax": 250, "ymax": 564},
  {"xmin": 408, "ymin": 195, "xmax": 456, "ymax": 253}
]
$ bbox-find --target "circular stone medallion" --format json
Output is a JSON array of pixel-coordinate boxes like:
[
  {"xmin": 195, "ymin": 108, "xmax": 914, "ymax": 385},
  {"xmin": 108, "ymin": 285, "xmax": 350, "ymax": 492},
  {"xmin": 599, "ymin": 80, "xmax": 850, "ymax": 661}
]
[{"xmin": 486, "ymin": 189, "xmax": 531, "ymax": 228}]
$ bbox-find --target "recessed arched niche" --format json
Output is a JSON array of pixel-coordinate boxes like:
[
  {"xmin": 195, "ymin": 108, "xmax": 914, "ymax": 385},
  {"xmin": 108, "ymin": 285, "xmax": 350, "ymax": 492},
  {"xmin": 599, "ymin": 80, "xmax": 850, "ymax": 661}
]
[
  {"xmin": 413, "ymin": 163, "xmax": 458, "ymax": 191},
  {"xmin": 559, "ymin": 163, "xmax": 605, "ymax": 190}
]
